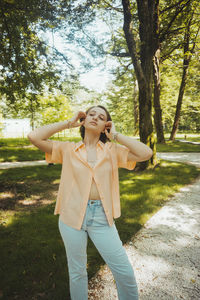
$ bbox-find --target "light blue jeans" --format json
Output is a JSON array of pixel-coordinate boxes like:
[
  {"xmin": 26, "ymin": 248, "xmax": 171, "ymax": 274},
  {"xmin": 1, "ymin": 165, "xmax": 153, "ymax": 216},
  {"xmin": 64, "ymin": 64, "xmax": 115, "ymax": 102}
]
[{"xmin": 58, "ymin": 200, "xmax": 138, "ymax": 300}]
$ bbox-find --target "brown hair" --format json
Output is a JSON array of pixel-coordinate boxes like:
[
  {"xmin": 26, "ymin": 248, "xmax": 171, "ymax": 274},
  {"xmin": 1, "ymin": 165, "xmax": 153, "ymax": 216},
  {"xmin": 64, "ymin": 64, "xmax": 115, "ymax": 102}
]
[{"xmin": 79, "ymin": 105, "xmax": 112, "ymax": 143}]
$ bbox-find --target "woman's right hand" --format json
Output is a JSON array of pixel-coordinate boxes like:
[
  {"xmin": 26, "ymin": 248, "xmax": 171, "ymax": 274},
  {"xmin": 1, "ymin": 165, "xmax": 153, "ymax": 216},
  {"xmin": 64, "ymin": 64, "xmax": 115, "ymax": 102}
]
[{"xmin": 68, "ymin": 111, "xmax": 86, "ymax": 128}]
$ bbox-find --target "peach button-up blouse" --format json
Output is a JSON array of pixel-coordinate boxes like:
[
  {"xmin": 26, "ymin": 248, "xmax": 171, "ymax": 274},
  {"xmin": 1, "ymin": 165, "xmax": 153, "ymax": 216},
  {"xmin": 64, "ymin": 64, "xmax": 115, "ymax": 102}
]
[{"xmin": 45, "ymin": 140, "xmax": 136, "ymax": 230}]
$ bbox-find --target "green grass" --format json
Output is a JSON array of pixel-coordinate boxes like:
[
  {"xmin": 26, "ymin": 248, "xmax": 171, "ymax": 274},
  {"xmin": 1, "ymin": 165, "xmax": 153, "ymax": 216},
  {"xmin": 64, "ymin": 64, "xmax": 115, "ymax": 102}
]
[
  {"xmin": 0, "ymin": 147, "xmax": 45, "ymax": 162},
  {"xmin": 0, "ymin": 162, "xmax": 199, "ymax": 299},
  {"xmin": 185, "ymin": 136, "xmax": 200, "ymax": 142},
  {"xmin": 164, "ymin": 133, "xmax": 200, "ymax": 142},
  {"xmin": 0, "ymin": 137, "xmax": 81, "ymax": 148},
  {"xmin": 0, "ymin": 137, "xmax": 81, "ymax": 162},
  {"xmin": 156, "ymin": 140, "xmax": 200, "ymax": 152},
  {"xmin": 0, "ymin": 138, "xmax": 31, "ymax": 147},
  {"xmin": 0, "ymin": 134, "xmax": 199, "ymax": 162}
]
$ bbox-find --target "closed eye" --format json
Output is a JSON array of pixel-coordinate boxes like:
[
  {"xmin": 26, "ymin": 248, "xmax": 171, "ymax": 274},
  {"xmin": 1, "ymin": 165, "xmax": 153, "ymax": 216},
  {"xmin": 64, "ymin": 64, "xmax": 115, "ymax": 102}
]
[{"xmin": 89, "ymin": 113, "xmax": 105, "ymax": 120}]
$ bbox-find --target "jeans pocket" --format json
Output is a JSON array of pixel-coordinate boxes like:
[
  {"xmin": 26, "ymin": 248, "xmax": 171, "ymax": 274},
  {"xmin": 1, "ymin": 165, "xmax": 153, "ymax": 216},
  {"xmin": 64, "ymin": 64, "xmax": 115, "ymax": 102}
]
[{"xmin": 93, "ymin": 206, "xmax": 109, "ymax": 226}]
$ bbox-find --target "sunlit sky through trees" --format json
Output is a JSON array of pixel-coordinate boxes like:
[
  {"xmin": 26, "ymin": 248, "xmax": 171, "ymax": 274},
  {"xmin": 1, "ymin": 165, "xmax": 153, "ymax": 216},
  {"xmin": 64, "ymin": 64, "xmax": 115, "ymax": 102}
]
[{"xmin": 44, "ymin": 24, "xmax": 117, "ymax": 92}]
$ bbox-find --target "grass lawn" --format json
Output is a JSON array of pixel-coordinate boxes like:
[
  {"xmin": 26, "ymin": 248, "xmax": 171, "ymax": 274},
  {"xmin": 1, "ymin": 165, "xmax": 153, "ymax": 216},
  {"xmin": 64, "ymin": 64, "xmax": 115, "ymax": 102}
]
[
  {"xmin": 0, "ymin": 161, "xmax": 200, "ymax": 299},
  {"xmin": 0, "ymin": 134, "xmax": 199, "ymax": 162},
  {"xmin": 156, "ymin": 140, "xmax": 200, "ymax": 152},
  {"xmin": 164, "ymin": 133, "xmax": 200, "ymax": 142},
  {"xmin": 0, "ymin": 137, "xmax": 81, "ymax": 162}
]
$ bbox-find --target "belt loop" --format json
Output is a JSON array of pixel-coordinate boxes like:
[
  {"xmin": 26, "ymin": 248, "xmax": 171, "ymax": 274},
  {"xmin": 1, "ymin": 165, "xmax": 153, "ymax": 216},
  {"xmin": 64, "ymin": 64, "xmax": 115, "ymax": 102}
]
[{"xmin": 88, "ymin": 199, "xmax": 101, "ymax": 206}]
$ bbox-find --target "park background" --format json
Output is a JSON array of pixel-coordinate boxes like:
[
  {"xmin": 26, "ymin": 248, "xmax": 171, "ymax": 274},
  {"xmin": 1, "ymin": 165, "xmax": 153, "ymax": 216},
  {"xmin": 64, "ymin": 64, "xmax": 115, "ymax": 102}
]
[{"xmin": 0, "ymin": 0, "xmax": 200, "ymax": 299}]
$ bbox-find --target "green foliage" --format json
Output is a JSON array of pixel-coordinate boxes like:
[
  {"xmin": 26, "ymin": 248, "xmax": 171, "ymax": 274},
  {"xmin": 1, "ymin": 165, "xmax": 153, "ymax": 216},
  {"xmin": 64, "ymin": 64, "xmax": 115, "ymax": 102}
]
[
  {"xmin": 160, "ymin": 60, "xmax": 181, "ymax": 131},
  {"xmin": 0, "ymin": 0, "xmax": 100, "ymax": 108},
  {"xmin": 0, "ymin": 0, "xmax": 65, "ymax": 102},
  {"xmin": 1, "ymin": 0, "xmax": 200, "ymax": 141},
  {"xmin": 103, "ymin": 68, "xmax": 136, "ymax": 135},
  {"xmin": 0, "ymin": 111, "xmax": 3, "ymax": 138},
  {"xmin": 160, "ymin": 49, "xmax": 200, "ymax": 133},
  {"xmin": 180, "ymin": 51, "xmax": 200, "ymax": 132},
  {"xmin": 36, "ymin": 93, "xmax": 73, "ymax": 126}
]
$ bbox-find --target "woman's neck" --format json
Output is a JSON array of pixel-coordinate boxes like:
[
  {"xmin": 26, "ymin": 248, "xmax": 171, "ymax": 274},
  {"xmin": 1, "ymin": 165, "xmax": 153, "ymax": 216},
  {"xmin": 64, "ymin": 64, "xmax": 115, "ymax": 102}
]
[{"xmin": 83, "ymin": 131, "xmax": 100, "ymax": 148}]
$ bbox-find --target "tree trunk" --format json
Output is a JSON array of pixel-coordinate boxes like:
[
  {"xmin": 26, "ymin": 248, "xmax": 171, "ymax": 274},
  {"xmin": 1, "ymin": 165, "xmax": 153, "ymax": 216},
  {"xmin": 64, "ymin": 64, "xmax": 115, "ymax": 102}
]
[
  {"xmin": 153, "ymin": 48, "xmax": 165, "ymax": 143},
  {"xmin": 169, "ymin": 63, "xmax": 189, "ymax": 141},
  {"xmin": 152, "ymin": 0, "xmax": 165, "ymax": 143},
  {"xmin": 30, "ymin": 98, "xmax": 35, "ymax": 130},
  {"xmin": 133, "ymin": 80, "xmax": 139, "ymax": 135},
  {"xmin": 122, "ymin": 0, "xmax": 158, "ymax": 169},
  {"xmin": 169, "ymin": 15, "xmax": 196, "ymax": 141}
]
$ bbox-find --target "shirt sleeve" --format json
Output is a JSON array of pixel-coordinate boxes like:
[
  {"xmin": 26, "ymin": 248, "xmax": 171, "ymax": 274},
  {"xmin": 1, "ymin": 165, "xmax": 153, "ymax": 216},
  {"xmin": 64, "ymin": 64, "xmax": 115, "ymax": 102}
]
[
  {"xmin": 45, "ymin": 140, "xmax": 71, "ymax": 164},
  {"xmin": 115, "ymin": 143, "xmax": 136, "ymax": 170}
]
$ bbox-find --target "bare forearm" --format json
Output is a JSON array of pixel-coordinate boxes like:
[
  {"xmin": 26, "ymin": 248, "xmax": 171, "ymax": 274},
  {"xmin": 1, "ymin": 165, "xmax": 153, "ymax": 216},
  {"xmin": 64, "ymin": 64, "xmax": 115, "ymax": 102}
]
[
  {"xmin": 115, "ymin": 133, "xmax": 153, "ymax": 160},
  {"xmin": 28, "ymin": 120, "xmax": 71, "ymax": 141}
]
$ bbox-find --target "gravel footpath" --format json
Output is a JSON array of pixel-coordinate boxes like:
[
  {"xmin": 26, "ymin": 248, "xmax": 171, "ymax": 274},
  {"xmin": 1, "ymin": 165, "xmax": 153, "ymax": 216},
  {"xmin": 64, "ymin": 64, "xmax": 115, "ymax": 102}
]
[{"xmin": 88, "ymin": 154, "xmax": 200, "ymax": 300}]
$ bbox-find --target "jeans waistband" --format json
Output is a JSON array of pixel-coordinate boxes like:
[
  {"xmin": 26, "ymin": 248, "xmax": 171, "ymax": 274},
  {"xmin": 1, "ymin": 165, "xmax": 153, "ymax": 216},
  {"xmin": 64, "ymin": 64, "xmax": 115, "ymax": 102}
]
[{"xmin": 88, "ymin": 199, "xmax": 102, "ymax": 206}]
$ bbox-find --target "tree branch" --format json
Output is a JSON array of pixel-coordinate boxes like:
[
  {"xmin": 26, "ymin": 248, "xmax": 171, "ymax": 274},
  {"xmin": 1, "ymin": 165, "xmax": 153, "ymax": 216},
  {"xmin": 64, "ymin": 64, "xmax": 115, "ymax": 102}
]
[
  {"xmin": 110, "ymin": 52, "xmax": 130, "ymax": 57},
  {"xmin": 160, "ymin": 0, "xmax": 191, "ymax": 42},
  {"xmin": 101, "ymin": 0, "xmax": 123, "ymax": 13},
  {"xmin": 122, "ymin": 0, "xmax": 145, "ymax": 84},
  {"xmin": 160, "ymin": 0, "xmax": 188, "ymax": 14},
  {"xmin": 42, "ymin": 41, "xmax": 74, "ymax": 69},
  {"xmin": 161, "ymin": 42, "xmax": 183, "ymax": 62}
]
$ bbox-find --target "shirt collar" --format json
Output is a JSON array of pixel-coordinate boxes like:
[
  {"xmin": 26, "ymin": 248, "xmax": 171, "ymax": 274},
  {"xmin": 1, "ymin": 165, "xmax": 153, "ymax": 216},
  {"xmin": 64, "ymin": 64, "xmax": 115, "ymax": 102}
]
[{"xmin": 75, "ymin": 140, "xmax": 104, "ymax": 151}]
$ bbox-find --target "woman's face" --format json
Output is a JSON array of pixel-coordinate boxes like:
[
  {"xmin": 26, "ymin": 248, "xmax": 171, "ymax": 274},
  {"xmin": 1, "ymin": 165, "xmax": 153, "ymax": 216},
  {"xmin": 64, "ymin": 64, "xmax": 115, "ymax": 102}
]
[{"xmin": 84, "ymin": 106, "xmax": 108, "ymax": 134}]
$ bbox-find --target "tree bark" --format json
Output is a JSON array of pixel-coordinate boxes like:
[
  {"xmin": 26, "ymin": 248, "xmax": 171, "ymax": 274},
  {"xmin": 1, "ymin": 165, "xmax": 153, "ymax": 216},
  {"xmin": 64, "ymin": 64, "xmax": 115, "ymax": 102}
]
[
  {"xmin": 122, "ymin": 0, "xmax": 157, "ymax": 169},
  {"xmin": 133, "ymin": 80, "xmax": 139, "ymax": 135},
  {"xmin": 30, "ymin": 98, "xmax": 35, "ymax": 130},
  {"xmin": 151, "ymin": 1, "xmax": 165, "ymax": 144},
  {"xmin": 153, "ymin": 48, "xmax": 165, "ymax": 143}
]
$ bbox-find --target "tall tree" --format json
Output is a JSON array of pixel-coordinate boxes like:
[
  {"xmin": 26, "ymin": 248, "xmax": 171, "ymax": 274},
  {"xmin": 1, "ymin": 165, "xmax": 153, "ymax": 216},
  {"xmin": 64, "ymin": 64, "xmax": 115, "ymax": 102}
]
[
  {"xmin": 169, "ymin": 10, "xmax": 200, "ymax": 140},
  {"xmin": 122, "ymin": 0, "xmax": 159, "ymax": 169},
  {"xmin": 153, "ymin": 0, "xmax": 193, "ymax": 143},
  {"xmin": 100, "ymin": 0, "xmax": 197, "ymax": 145}
]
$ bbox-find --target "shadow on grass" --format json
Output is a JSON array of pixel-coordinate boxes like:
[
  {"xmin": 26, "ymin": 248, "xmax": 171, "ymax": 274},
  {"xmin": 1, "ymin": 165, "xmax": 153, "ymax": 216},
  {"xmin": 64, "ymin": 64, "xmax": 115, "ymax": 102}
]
[
  {"xmin": 0, "ymin": 205, "xmax": 104, "ymax": 300},
  {"xmin": 116, "ymin": 161, "xmax": 200, "ymax": 242},
  {"xmin": 0, "ymin": 165, "xmax": 62, "ymax": 211},
  {"xmin": 0, "ymin": 165, "xmax": 104, "ymax": 299},
  {"xmin": 0, "ymin": 161, "xmax": 199, "ymax": 299},
  {"xmin": 0, "ymin": 205, "xmax": 71, "ymax": 299}
]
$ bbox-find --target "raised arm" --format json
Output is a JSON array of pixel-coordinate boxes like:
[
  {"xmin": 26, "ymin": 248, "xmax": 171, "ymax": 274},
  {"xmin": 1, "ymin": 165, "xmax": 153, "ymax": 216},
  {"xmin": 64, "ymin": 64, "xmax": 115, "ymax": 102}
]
[
  {"xmin": 105, "ymin": 121, "xmax": 153, "ymax": 162},
  {"xmin": 27, "ymin": 111, "xmax": 86, "ymax": 154}
]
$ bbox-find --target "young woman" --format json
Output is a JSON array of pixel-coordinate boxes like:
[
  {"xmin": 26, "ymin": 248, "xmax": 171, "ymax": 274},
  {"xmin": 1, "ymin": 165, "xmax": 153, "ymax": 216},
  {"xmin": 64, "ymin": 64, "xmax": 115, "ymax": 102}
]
[{"xmin": 28, "ymin": 105, "xmax": 152, "ymax": 300}]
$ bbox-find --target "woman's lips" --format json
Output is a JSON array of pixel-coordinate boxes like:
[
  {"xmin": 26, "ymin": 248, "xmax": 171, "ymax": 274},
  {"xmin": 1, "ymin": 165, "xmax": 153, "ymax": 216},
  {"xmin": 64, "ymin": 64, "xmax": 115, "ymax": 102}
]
[{"xmin": 90, "ymin": 122, "xmax": 97, "ymax": 125}]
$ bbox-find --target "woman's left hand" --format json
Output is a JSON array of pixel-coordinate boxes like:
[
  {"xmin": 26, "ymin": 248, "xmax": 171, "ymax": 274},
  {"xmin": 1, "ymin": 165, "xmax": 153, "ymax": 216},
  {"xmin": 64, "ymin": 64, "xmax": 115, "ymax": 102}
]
[{"xmin": 104, "ymin": 121, "xmax": 118, "ymax": 140}]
